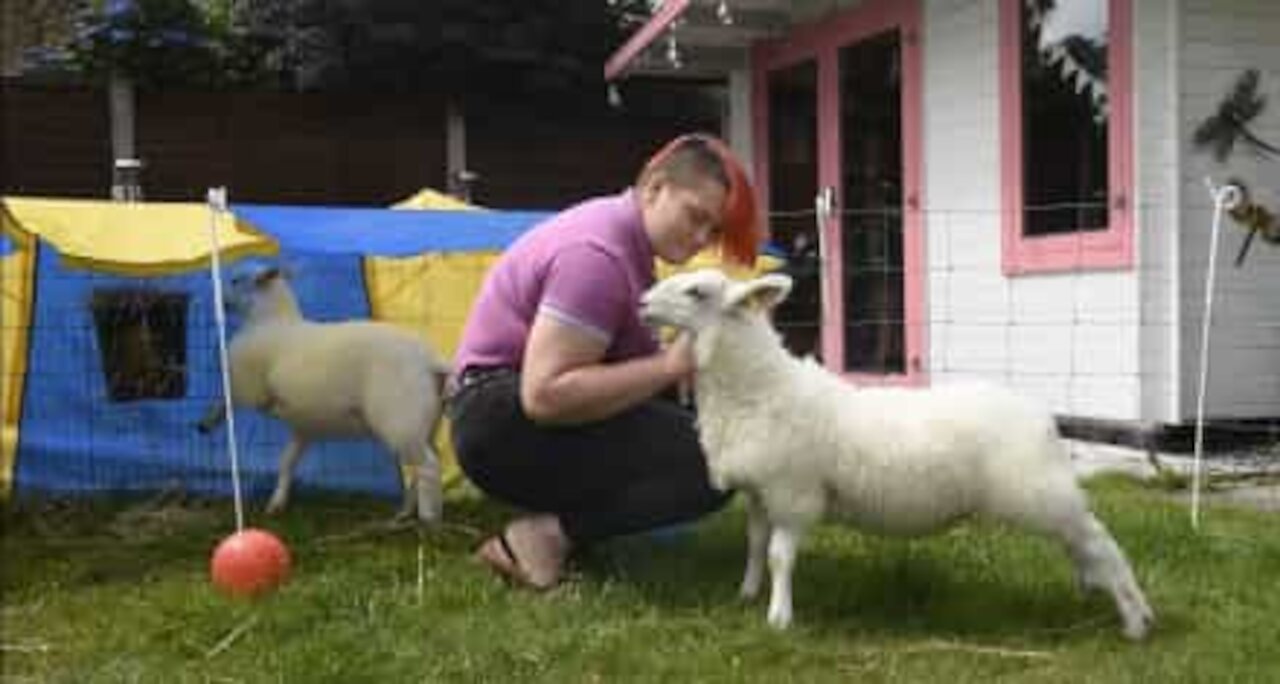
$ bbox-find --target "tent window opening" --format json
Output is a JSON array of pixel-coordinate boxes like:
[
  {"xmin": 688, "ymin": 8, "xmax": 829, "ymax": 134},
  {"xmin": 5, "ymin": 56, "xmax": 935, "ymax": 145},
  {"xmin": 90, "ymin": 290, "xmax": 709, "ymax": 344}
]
[{"xmin": 90, "ymin": 288, "xmax": 190, "ymax": 402}]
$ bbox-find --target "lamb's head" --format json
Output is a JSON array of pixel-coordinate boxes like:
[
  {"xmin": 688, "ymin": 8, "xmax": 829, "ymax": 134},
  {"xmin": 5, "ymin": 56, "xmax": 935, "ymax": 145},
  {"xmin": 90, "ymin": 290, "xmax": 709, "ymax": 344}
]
[
  {"xmin": 229, "ymin": 264, "xmax": 302, "ymax": 324},
  {"xmin": 640, "ymin": 268, "xmax": 793, "ymax": 337}
]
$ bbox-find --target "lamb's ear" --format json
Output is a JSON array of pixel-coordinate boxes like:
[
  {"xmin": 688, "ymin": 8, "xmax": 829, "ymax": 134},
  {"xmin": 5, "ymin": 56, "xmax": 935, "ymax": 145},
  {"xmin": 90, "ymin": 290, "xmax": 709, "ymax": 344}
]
[
  {"xmin": 252, "ymin": 266, "xmax": 283, "ymax": 288},
  {"xmin": 724, "ymin": 273, "xmax": 793, "ymax": 313}
]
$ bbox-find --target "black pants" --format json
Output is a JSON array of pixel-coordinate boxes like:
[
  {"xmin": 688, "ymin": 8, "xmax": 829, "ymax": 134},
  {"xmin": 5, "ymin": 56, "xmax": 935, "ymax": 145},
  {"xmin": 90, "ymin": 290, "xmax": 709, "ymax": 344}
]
[{"xmin": 447, "ymin": 370, "xmax": 732, "ymax": 545}]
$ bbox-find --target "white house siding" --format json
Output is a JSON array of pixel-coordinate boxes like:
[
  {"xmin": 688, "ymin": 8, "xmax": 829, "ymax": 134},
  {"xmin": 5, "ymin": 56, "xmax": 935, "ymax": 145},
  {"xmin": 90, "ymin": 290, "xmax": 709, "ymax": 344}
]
[
  {"xmin": 1135, "ymin": 0, "xmax": 1181, "ymax": 425},
  {"xmin": 922, "ymin": 0, "xmax": 1143, "ymax": 421},
  {"xmin": 1178, "ymin": 0, "xmax": 1280, "ymax": 420}
]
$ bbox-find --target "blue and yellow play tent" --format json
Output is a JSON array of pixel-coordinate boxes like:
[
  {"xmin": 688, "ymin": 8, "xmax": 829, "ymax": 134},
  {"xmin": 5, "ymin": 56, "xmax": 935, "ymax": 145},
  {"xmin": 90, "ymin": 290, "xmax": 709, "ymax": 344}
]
[{"xmin": 0, "ymin": 190, "xmax": 780, "ymax": 502}]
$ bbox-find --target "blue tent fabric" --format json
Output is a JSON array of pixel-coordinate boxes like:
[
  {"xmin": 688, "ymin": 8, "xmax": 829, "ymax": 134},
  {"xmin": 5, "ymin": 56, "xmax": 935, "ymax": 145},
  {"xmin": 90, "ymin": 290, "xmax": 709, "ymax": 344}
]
[
  {"xmin": 0, "ymin": 232, "xmax": 13, "ymax": 256},
  {"xmin": 231, "ymin": 204, "xmax": 555, "ymax": 256},
  {"xmin": 13, "ymin": 243, "xmax": 404, "ymax": 500}
]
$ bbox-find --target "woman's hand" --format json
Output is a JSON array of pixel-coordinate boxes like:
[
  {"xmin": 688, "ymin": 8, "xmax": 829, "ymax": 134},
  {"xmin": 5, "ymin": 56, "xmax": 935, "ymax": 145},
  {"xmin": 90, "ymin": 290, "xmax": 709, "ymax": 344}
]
[{"xmin": 662, "ymin": 332, "xmax": 696, "ymax": 383}]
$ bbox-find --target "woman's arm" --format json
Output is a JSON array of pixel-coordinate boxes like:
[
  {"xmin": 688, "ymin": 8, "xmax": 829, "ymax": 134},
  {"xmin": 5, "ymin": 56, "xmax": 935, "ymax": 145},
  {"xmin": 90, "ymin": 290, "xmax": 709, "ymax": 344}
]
[{"xmin": 520, "ymin": 314, "xmax": 692, "ymax": 425}]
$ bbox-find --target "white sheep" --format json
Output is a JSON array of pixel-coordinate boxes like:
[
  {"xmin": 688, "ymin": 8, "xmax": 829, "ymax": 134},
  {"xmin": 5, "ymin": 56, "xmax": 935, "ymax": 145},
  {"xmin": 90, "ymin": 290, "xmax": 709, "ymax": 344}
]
[
  {"xmin": 198, "ymin": 266, "xmax": 451, "ymax": 524},
  {"xmin": 639, "ymin": 269, "xmax": 1155, "ymax": 641}
]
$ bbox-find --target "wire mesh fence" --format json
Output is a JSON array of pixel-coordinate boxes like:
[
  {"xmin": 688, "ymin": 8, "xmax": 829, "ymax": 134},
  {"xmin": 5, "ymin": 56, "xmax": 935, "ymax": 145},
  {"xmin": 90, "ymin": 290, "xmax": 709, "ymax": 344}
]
[
  {"xmin": 764, "ymin": 198, "xmax": 1280, "ymax": 455},
  {"xmin": 1, "ymin": 248, "xmax": 482, "ymax": 502},
  {"xmin": 2, "ymin": 197, "xmax": 1278, "ymax": 502}
]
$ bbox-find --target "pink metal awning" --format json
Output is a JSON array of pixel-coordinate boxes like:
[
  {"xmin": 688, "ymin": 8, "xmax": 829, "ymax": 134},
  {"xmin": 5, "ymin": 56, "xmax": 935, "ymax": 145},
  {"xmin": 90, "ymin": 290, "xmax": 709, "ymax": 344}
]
[
  {"xmin": 604, "ymin": 1, "xmax": 789, "ymax": 81},
  {"xmin": 604, "ymin": 0, "xmax": 693, "ymax": 81}
]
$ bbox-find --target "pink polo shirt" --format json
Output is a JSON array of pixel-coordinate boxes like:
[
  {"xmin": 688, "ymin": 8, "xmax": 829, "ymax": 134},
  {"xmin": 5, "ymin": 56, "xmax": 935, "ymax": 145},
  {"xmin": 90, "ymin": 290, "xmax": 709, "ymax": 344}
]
[{"xmin": 453, "ymin": 189, "xmax": 660, "ymax": 374}]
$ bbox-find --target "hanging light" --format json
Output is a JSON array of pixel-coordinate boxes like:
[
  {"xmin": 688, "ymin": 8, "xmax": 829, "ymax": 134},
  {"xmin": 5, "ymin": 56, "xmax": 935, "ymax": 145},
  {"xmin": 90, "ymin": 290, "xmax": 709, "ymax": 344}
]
[
  {"xmin": 716, "ymin": 0, "xmax": 734, "ymax": 25},
  {"xmin": 607, "ymin": 82, "xmax": 623, "ymax": 108},
  {"xmin": 665, "ymin": 30, "xmax": 682, "ymax": 69}
]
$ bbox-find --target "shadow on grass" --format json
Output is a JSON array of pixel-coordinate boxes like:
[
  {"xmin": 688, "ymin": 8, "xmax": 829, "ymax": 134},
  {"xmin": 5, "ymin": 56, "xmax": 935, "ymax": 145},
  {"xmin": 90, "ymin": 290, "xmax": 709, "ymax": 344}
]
[{"xmin": 573, "ymin": 501, "xmax": 1164, "ymax": 646}]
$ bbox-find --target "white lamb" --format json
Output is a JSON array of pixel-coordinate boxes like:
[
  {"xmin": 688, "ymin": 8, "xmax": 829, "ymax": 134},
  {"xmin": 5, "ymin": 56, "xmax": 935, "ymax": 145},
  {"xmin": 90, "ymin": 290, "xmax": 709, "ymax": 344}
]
[
  {"xmin": 639, "ymin": 269, "xmax": 1155, "ymax": 641},
  {"xmin": 198, "ymin": 266, "xmax": 451, "ymax": 524}
]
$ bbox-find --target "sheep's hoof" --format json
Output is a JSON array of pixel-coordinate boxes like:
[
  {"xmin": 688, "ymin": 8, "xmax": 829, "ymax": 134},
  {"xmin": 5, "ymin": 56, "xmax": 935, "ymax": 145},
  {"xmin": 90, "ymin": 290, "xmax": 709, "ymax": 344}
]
[
  {"xmin": 1122, "ymin": 607, "xmax": 1156, "ymax": 642},
  {"xmin": 739, "ymin": 580, "xmax": 762, "ymax": 601},
  {"xmin": 385, "ymin": 515, "xmax": 419, "ymax": 531},
  {"xmin": 766, "ymin": 609, "xmax": 792, "ymax": 630},
  {"xmin": 415, "ymin": 502, "xmax": 443, "ymax": 526},
  {"xmin": 265, "ymin": 499, "xmax": 286, "ymax": 516},
  {"xmin": 388, "ymin": 509, "xmax": 439, "ymax": 529},
  {"xmin": 1123, "ymin": 618, "xmax": 1152, "ymax": 642}
]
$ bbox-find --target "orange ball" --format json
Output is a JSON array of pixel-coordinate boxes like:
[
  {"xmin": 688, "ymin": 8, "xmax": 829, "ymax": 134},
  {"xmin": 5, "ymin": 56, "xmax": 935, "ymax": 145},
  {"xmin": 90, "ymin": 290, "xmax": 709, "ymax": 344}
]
[{"xmin": 210, "ymin": 528, "xmax": 291, "ymax": 598}]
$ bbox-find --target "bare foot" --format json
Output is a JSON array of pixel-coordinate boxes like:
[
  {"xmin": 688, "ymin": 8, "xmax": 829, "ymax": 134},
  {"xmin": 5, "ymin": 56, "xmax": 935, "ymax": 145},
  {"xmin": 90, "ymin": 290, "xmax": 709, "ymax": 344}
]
[{"xmin": 475, "ymin": 514, "xmax": 570, "ymax": 590}]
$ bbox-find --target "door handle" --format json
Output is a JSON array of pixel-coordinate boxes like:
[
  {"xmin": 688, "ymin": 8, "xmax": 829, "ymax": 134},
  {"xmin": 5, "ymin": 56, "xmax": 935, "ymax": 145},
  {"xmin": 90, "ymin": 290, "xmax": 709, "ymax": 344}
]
[
  {"xmin": 814, "ymin": 186, "xmax": 836, "ymax": 265},
  {"xmin": 814, "ymin": 186, "xmax": 837, "ymax": 220}
]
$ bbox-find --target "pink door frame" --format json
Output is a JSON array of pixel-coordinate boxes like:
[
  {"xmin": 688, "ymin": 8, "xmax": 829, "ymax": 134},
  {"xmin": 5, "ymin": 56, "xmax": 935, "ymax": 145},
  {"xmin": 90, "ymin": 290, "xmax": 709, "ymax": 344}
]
[{"xmin": 751, "ymin": 0, "xmax": 926, "ymax": 385}]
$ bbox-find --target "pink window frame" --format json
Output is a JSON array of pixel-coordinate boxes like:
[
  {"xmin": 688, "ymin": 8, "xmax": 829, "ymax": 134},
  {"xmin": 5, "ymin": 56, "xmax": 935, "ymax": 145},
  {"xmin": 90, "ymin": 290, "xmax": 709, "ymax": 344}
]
[
  {"xmin": 751, "ymin": 0, "xmax": 926, "ymax": 386},
  {"xmin": 998, "ymin": 0, "xmax": 1134, "ymax": 275}
]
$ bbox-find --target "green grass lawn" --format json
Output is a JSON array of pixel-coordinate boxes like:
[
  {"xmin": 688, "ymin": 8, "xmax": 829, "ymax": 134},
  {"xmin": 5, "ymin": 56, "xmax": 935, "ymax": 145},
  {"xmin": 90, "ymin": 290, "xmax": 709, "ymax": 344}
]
[{"xmin": 2, "ymin": 476, "xmax": 1278, "ymax": 683}]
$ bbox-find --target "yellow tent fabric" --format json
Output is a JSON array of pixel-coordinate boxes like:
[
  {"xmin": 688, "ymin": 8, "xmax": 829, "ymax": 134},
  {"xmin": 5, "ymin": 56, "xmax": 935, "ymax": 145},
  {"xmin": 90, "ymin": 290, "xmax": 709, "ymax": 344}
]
[
  {"xmin": 658, "ymin": 248, "xmax": 784, "ymax": 280},
  {"xmin": 392, "ymin": 188, "xmax": 478, "ymax": 211},
  {"xmin": 366, "ymin": 190, "xmax": 495, "ymax": 489},
  {"xmin": 1, "ymin": 226, "xmax": 35, "ymax": 499},
  {"xmin": 0, "ymin": 197, "xmax": 275, "ymax": 276}
]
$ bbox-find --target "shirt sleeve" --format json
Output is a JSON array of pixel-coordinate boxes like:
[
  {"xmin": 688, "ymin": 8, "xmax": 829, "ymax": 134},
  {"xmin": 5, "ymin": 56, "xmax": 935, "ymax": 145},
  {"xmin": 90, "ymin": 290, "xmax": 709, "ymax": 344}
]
[{"xmin": 539, "ymin": 243, "xmax": 630, "ymax": 345}]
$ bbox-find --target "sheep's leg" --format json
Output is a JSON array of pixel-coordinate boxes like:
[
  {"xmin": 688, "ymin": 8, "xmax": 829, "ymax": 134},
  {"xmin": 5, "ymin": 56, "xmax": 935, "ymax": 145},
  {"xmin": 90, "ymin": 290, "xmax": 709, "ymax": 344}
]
[
  {"xmin": 766, "ymin": 525, "xmax": 804, "ymax": 629},
  {"xmin": 740, "ymin": 492, "xmax": 771, "ymax": 600},
  {"xmin": 196, "ymin": 401, "xmax": 226, "ymax": 434},
  {"xmin": 418, "ymin": 443, "xmax": 442, "ymax": 523},
  {"xmin": 395, "ymin": 442, "xmax": 442, "ymax": 525},
  {"xmin": 1056, "ymin": 511, "xmax": 1156, "ymax": 641},
  {"xmin": 266, "ymin": 437, "xmax": 308, "ymax": 515}
]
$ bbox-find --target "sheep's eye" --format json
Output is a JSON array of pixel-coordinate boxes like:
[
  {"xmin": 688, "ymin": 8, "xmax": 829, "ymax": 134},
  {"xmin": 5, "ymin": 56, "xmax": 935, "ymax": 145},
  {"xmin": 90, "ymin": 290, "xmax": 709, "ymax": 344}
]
[{"xmin": 687, "ymin": 287, "xmax": 708, "ymax": 302}]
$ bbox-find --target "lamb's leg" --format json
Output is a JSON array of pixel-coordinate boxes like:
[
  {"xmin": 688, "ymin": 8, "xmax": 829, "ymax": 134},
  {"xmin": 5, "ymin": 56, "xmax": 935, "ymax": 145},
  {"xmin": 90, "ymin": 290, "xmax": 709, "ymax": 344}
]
[
  {"xmin": 384, "ymin": 385, "xmax": 446, "ymax": 526},
  {"xmin": 196, "ymin": 401, "xmax": 226, "ymax": 434},
  {"xmin": 396, "ymin": 441, "xmax": 442, "ymax": 525},
  {"xmin": 266, "ymin": 436, "xmax": 308, "ymax": 515},
  {"xmin": 740, "ymin": 492, "xmax": 771, "ymax": 600},
  {"xmin": 766, "ymin": 525, "xmax": 804, "ymax": 629},
  {"xmin": 1058, "ymin": 511, "xmax": 1155, "ymax": 641}
]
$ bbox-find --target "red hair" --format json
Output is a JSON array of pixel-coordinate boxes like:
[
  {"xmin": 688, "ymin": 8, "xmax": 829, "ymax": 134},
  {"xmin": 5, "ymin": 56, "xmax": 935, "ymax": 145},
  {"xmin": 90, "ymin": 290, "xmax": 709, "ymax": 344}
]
[{"xmin": 641, "ymin": 133, "xmax": 764, "ymax": 267}]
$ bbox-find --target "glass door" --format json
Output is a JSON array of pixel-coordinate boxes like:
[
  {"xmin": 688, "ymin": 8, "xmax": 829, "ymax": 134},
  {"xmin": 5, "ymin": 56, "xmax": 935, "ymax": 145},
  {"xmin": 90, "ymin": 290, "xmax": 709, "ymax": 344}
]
[
  {"xmin": 753, "ymin": 1, "xmax": 923, "ymax": 381},
  {"xmin": 763, "ymin": 59, "xmax": 822, "ymax": 360},
  {"xmin": 839, "ymin": 30, "xmax": 904, "ymax": 374}
]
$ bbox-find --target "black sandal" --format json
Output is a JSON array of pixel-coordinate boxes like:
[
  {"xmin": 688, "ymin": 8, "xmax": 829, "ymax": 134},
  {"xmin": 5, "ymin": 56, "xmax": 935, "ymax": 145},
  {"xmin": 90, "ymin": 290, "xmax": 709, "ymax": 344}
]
[{"xmin": 476, "ymin": 530, "xmax": 555, "ymax": 590}]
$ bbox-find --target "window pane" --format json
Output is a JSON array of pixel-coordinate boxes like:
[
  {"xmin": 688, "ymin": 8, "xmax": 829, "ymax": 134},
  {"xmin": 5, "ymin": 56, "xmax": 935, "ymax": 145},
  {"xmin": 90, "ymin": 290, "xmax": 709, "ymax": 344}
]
[
  {"xmin": 1021, "ymin": 0, "xmax": 1109, "ymax": 236},
  {"xmin": 840, "ymin": 30, "xmax": 904, "ymax": 374},
  {"xmin": 767, "ymin": 60, "xmax": 822, "ymax": 360},
  {"xmin": 90, "ymin": 288, "xmax": 189, "ymax": 402}
]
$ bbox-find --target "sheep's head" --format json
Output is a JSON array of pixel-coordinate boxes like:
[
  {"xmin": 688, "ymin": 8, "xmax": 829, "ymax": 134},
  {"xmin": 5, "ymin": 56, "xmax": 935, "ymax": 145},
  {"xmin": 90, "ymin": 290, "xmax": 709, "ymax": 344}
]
[
  {"xmin": 640, "ymin": 268, "xmax": 793, "ymax": 336},
  {"xmin": 228, "ymin": 263, "xmax": 300, "ymax": 323}
]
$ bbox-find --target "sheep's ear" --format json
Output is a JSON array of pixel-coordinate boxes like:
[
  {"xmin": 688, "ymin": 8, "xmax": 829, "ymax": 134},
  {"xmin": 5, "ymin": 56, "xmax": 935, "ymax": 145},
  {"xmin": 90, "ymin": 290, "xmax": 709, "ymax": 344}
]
[
  {"xmin": 724, "ymin": 273, "xmax": 793, "ymax": 313},
  {"xmin": 253, "ymin": 266, "xmax": 283, "ymax": 287}
]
